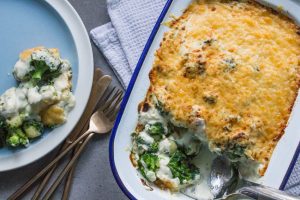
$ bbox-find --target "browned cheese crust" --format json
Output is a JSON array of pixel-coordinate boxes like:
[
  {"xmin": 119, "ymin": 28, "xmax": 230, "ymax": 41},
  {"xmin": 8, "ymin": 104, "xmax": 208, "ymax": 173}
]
[{"xmin": 147, "ymin": 0, "xmax": 300, "ymax": 175}]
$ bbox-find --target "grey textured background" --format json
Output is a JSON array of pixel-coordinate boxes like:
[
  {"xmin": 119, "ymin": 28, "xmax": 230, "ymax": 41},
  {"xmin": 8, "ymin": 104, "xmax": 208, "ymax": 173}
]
[{"xmin": 0, "ymin": 0, "xmax": 127, "ymax": 199}]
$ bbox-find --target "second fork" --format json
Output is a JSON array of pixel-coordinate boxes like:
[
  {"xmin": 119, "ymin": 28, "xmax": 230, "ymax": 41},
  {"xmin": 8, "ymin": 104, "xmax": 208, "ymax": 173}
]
[{"xmin": 41, "ymin": 88, "xmax": 123, "ymax": 199}]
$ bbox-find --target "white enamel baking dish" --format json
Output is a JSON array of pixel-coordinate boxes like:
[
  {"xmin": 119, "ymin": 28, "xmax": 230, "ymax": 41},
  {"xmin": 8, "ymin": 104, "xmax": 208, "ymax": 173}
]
[{"xmin": 109, "ymin": 0, "xmax": 300, "ymax": 199}]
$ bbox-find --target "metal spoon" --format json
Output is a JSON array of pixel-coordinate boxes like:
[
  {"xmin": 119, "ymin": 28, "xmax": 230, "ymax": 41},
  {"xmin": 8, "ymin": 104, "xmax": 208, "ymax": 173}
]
[{"xmin": 209, "ymin": 156, "xmax": 300, "ymax": 200}]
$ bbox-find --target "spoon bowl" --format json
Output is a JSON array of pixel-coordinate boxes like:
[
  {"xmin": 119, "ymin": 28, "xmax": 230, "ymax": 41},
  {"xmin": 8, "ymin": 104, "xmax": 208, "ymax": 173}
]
[
  {"xmin": 209, "ymin": 156, "xmax": 237, "ymax": 198},
  {"xmin": 209, "ymin": 156, "xmax": 300, "ymax": 200}
]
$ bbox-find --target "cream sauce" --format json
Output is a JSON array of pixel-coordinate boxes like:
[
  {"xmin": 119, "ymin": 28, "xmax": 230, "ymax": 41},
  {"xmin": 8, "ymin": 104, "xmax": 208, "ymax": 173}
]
[
  {"xmin": 53, "ymin": 73, "xmax": 70, "ymax": 92},
  {"xmin": 0, "ymin": 87, "xmax": 28, "ymax": 118},
  {"xmin": 13, "ymin": 60, "xmax": 32, "ymax": 80}
]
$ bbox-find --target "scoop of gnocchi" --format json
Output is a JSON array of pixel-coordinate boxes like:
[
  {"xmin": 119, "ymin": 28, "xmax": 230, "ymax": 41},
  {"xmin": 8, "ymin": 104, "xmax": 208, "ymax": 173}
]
[
  {"xmin": 41, "ymin": 105, "xmax": 66, "ymax": 127},
  {"xmin": 0, "ymin": 47, "xmax": 75, "ymax": 148}
]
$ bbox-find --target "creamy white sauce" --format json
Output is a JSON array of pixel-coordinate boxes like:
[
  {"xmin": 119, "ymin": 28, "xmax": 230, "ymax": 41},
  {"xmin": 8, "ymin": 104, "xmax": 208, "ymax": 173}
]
[
  {"xmin": 58, "ymin": 91, "xmax": 76, "ymax": 113},
  {"xmin": 181, "ymin": 145, "xmax": 216, "ymax": 199},
  {"xmin": 31, "ymin": 49, "xmax": 60, "ymax": 70},
  {"xmin": 27, "ymin": 87, "xmax": 42, "ymax": 104},
  {"xmin": 139, "ymin": 107, "xmax": 166, "ymax": 125},
  {"xmin": 39, "ymin": 85, "xmax": 59, "ymax": 102},
  {"xmin": 60, "ymin": 60, "xmax": 71, "ymax": 72},
  {"xmin": 174, "ymin": 131, "xmax": 201, "ymax": 156},
  {"xmin": 145, "ymin": 170, "xmax": 157, "ymax": 182},
  {"xmin": 156, "ymin": 154, "xmax": 180, "ymax": 188},
  {"xmin": 158, "ymin": 138, "xmax": 171, "ymax": 153},
  {"xmin": 13, "ymin": 60, "xmax": 32, "ymax": 80},
  {"xmin": 139, "ymin": 144, "xmax": 149, "ymax": 152},
  {"xmin": 53, "ymin": 73, "xmax": 70, "ymax": 92},
  {"xmin": 0, "ymin": 87, "xmax": 28, "ymax": 118},
  {"xmin": 239, "ymin": 160, "xmax": 261, "ymax": 183},
  {"xmin": 139, "ymin": 131, "xmax": 154, "ymax": 144}
]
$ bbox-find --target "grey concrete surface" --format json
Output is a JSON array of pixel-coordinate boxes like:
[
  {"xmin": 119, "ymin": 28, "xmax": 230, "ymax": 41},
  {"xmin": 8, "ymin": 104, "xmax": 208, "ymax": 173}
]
[{"xmin": 0, "ymin": 0, "xmax": 127, "ymax": 199}]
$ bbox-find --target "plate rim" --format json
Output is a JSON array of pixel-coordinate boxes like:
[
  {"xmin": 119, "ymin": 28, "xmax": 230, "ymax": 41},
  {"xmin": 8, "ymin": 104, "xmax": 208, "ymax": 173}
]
[
  {"xmin": 0, "ymin": 0, "xmax": 94, "ymax": 171},
  {"xmin": 109, "ymin": 0, "xmax": 300, "ymax": 199}
]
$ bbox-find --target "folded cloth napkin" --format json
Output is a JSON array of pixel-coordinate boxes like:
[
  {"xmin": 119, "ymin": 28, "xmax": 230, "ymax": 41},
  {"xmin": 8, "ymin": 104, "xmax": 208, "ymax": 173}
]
[
  {"xmin": 90, "ymin": 0, "xmax": 166, "ymax": 88},
  {"xmin": 90, "ymin": 0, "xmax": 300, "ymax": 195}
]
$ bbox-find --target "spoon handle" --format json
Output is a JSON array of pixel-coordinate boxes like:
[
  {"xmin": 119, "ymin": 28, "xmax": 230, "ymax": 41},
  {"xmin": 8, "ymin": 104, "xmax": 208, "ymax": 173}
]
[{"xmin": 237, "ymin": 186, "xmax": 300, "ymax": 200}]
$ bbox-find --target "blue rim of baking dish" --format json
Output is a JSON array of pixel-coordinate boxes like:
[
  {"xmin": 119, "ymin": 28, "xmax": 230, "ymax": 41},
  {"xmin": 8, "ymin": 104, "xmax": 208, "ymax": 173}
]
[{"xmin": 108, "ymin": 0, "xmax": 300, "ymax": 199}]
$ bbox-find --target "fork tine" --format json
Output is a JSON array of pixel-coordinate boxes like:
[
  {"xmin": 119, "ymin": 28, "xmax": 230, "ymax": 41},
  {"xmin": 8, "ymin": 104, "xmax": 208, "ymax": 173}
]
[
  {"xmin": 103, "ymin": 90, "xmax": 122, "ymax": 114},
  {"xmin": 108, "ymin": 94, "xmax": 123, "ymax": 121},
  {"xmin": 98, "ymin": 87, "xmax": 117, "ymax": 110},
  {"xmin": 102, "ymin": 89, "xmax": 122, "ymax": 112},
  {"xmin": 107, "ymin": 93, "xmax": 123, "ymax": 117},
  {"xmin": 99, "ymin": 86, "xmax": 116, "ymax": 106},
  {"xmin": 105, "ymin": 91, "xmax": 123, "ymax": 120},
  {"xmin": 115, "ymin": 92, "xmax": 124, "ymax": 106}
]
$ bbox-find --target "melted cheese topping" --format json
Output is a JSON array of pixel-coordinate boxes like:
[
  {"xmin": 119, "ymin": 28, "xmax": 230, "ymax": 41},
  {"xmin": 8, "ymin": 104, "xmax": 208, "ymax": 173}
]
[{"xmin": 149, "ymin": 0, "xmax": 300, "ymax": 175}]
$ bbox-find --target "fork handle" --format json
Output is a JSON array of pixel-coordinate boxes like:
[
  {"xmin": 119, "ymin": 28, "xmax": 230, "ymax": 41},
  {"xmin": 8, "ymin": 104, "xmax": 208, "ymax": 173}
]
[
  {"xmin": 62, "ymin": 161, "xmax": 76, "ymax": 200},
  {"xmin": 8, "ymin": 130, "xmax": 93, "ymax": 200},
  {"xmin": 237, "ymin": 186, "xmax": 300, "ymax": 200},
  {"xmin": 62, "ymin": 145, "xmax": 81, "ymax": 200},
  {"xmin": 42, "ymin": 133, "xmax": 95, "ymax": 200}
]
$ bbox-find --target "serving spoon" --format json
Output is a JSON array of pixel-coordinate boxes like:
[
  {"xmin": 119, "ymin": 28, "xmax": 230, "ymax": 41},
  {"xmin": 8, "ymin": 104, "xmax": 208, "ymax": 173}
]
[{"xmin": 209, "ymin": 156, "xmax": 300, "ymax": 200}]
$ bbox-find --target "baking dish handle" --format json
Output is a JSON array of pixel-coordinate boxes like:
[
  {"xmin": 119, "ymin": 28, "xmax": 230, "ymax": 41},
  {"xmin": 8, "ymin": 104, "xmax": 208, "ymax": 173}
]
[{"xmin": 237, "ymin": 185, "xmax": 300, "ymax": 200}]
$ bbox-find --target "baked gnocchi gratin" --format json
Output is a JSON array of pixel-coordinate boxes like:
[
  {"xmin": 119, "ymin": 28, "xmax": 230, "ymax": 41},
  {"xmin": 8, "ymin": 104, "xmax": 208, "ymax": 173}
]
[
  {"xmin": 131, "ymin": 0, "xmax": 300, "ymax": 193},
  {"xmin": 0, "ymin": 47, "xmax": 75, "ymax": 148}
]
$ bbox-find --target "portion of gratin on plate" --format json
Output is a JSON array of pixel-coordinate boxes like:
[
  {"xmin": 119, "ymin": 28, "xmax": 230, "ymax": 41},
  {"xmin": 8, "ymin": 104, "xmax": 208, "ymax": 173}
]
[
  {"xmin": 130, "ymin": 0, "xmax": 300, "ymax": 193},
  {"xmin": 0, "ymin": 47, "xmax": 75, "ymax": 148}
]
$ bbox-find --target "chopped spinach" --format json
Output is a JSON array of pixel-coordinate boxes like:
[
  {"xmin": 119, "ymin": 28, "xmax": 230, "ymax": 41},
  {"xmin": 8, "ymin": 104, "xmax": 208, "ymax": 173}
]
[
  {"xmin": 138, "ymin": 153, "xmax": 159, "ymax": 181},
  {"xmin": 6, "ymin": 127, "xmax": 29, "ymax": 147},
  {"xmin": 223, "ymin": 143, "xmax": 247, "ymax": 161},
  {"xmin": 168, "ymin": 150, "xmax": 199, "ymax": 183},
  {"xmin": 149, "ymin": 142, "xmax": 159, "ymax": 153},
  {"xmin": 30, "ymin": 60, "xmax": 49, "ymax": 81},
  {"xmin": 147, "ymin": 122, "xmax": 165, "ymax": 136},
  {"xmin": 135, "ymin": 135, "xmax": 158, "ymax": 154},
  {"xmin": 141, "ymin": 153, "xmax": 159, "ymax": 171},
  {"xmin": 29, "ymin": 59, "xmax": 62, "ymax": 86}
]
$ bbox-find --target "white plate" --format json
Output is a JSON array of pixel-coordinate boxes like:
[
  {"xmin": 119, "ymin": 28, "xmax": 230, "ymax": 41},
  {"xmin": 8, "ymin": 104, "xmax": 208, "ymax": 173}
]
[
  {"xmin": 109, "ymin": 0, "xmax": 300, "ymax": 199},
  {"xmin": 0, "ymin": 0, "xmax": 93, "ymax": 171}
]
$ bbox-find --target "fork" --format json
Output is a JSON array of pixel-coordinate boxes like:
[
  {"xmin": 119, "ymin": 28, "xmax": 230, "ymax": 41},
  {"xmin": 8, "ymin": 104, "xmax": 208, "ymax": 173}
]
[
  {"xmin": 32, "ymin": 69, "xmax": 108, "ymax": 200},
  {"xmin": 41, "ymin": 88, "xmax": 123, "ymax": 199},
  {"xmin": 8, "ymin": 87, "xmax": 123, "ymax": 200}
]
